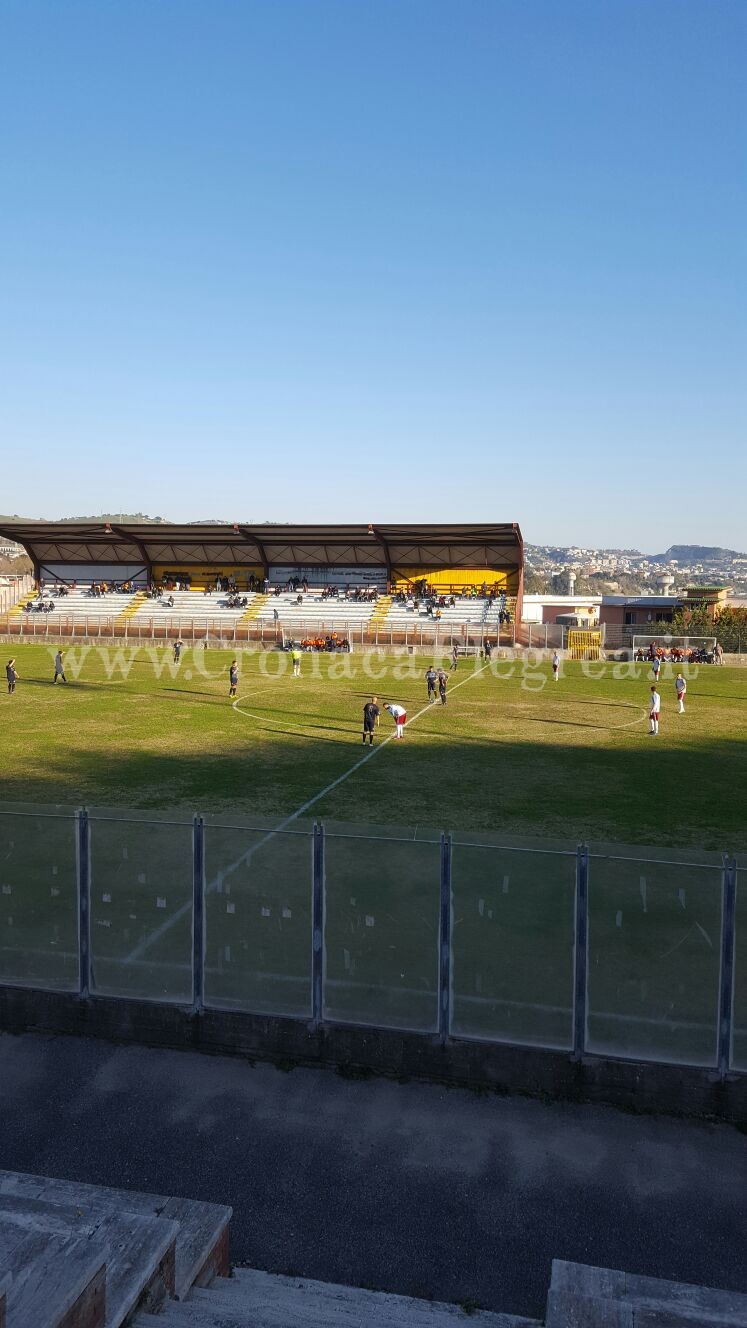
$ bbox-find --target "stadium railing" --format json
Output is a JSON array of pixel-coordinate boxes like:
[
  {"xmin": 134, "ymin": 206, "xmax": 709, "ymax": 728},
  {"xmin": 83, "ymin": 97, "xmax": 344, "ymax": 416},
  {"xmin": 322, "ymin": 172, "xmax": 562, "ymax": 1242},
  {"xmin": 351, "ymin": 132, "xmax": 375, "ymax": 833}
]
[{"xmin": 0, "ymin": 802, "xmax": 743, "ymax": 1078}]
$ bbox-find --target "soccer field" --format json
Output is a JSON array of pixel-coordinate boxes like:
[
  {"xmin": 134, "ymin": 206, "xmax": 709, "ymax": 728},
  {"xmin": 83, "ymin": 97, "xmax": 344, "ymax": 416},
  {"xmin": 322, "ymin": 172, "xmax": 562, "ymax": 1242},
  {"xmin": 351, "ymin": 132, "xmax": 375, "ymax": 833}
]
[
  {"xmin": 1, "ymin": 643, "xmax": 745, "ymax": 1068},
  {"xmin": 1, "ymin": 642, "xmax": 745, "ymax": 847}
]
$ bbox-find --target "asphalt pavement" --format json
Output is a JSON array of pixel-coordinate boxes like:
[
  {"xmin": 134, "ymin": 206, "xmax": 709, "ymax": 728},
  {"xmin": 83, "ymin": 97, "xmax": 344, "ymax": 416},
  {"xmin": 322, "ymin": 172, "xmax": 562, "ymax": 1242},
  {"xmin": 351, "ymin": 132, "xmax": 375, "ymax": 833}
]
[{"xmin": 0, "ymin": 1031, "xmax": 745, "ymax": 1320}]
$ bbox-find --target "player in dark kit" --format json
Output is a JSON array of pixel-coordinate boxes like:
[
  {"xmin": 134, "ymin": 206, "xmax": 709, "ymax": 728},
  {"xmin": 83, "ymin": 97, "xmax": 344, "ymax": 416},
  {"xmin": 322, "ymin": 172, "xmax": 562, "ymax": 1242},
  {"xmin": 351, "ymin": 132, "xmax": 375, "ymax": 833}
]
[
  {"xmin": 6, "ymin": 659, "xmax": 18, "ymax": 694},
  {"xmin": 229, "ymin": 659, "xmax": 239, "ymax": 698},
  {"xmin": 425, "ymin": 667, "xmax": 438, "ymax": 703},
  {"xmin": 362, "ymin": 696, "xmax": 380, "ymax": 745},
  {"xmin": 438, "ymin": 669, "xmax": 448, "ymax": 705}
]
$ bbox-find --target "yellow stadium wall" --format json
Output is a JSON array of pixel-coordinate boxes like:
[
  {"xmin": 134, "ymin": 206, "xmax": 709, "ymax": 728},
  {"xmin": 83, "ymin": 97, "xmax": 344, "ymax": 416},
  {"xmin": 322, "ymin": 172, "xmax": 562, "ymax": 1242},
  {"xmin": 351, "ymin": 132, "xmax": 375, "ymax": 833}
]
[
  {"xmin": 153, "ymin": 564, "xmax": 264, "ymax": 587},
  {"xmin": 392, "ymin": 567, "xmax": 518, "ymax": 593}
]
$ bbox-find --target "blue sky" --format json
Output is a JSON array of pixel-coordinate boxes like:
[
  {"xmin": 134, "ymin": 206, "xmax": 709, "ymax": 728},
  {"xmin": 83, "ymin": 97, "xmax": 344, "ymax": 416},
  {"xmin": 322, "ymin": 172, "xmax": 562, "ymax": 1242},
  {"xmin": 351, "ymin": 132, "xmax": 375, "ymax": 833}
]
[{"xmin": 1, "ymin": 0, "xmax": 744, "ymax": 550}]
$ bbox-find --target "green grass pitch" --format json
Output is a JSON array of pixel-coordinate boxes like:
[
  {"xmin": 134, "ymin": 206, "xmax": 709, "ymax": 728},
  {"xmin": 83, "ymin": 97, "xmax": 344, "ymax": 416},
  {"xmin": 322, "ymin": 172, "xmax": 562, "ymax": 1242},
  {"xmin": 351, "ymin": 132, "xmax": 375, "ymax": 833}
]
[{"xmin": 1, "ymin": 642, "xmax": 745, "ymax": 1067}]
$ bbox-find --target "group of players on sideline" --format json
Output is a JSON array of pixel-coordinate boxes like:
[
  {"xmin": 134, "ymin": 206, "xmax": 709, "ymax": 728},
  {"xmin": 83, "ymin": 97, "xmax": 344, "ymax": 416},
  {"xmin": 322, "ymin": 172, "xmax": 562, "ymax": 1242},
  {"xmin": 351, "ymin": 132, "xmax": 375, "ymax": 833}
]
[{"xmin": 5, "ymin": 642, "xmax": 693, "ymax": 739}]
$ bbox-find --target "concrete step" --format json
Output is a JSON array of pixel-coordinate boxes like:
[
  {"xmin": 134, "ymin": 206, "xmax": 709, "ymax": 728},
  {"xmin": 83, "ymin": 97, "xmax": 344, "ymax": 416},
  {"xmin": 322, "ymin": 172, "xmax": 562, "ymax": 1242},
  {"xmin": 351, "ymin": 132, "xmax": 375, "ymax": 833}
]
[
  {"xmin": 0, "ymin": 1223, "xmax": 106, "ymax": 1328},
  {"xmin": 546, "ymin": 1290, "xmax": 747, "ymax": 1326},
  {"xmin": 0, "ymin": 1194, "xmax": 177, "ymax": 1327},
  {"xmin": 132, "ymin": 1268, "xmax": 541, "ymax": 1327},
  {"xmin": 0, "ymin": 1171, "xmax": 231, "ymax": 1302},
  {"xmin": 548, "ymin": 1262, "xmax": 747, "ymax": 1328}
]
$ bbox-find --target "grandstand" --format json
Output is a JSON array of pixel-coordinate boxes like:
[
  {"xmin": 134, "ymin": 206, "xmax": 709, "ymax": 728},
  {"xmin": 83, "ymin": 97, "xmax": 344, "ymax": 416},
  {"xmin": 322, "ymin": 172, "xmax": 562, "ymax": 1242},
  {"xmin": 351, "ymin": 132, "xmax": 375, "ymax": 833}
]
[{"xmin": 0, "ymin": 521, "xmax": 524, "ymax": 643}]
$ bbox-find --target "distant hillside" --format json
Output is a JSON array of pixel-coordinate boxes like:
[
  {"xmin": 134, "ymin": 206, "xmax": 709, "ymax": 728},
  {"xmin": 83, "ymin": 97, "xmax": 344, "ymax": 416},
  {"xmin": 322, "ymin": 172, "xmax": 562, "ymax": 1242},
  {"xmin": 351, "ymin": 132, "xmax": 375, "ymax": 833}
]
[
  {"xmin": 651, "ymin": 545, "xmax": 746, "ymax": 562},
  {"xmin": 0, "ymin": 513, "xmax": 169, "ymax": 524},
  {"xmin": 57, "ymin": 513, "xmax": 169, "ymax": 524}
]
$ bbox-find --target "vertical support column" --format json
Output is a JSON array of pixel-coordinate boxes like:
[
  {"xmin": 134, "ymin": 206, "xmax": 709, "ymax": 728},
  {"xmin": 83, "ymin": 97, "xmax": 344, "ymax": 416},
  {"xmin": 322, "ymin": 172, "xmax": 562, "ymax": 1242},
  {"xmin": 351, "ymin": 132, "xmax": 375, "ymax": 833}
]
[
  {"xmin": 77, "ymin": 808, "xmax": 91, "ymax": 998},
  {"xmin": 573, "ymin": 844, "xmax": 589, "ymax": 1058},
  {"xmin": 192, "ymin": 815, "xmax": 205, "ymax": 1013},
  {"xmin": 718, "ymin": 854, "xmax": 738, "ymax": 1077},
  {"xmin": 438, "ymin": 832, "xmax": 453, "ymax": 1040},
  {"xmin": 312, "ymin": 822, "xmax": 325, "ymax": 1027}
]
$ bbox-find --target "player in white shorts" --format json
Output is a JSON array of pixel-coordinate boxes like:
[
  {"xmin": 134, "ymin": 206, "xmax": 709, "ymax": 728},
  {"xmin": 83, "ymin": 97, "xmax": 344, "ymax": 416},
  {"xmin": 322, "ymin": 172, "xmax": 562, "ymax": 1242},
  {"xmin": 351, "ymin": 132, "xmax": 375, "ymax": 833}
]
[
  {"xmin": 675, "ymin": 672, "xmax": 687, "ymax": 713},
  {"xmin": 384, "ymin": 702, "xmax": 407, "ymax": 739},
  {"xmin": 552, "ymin": 651, "xmax": 560, "ymax": 681},
  {"xmin": 649, "ymin": 686, "xmax": 661, "ymax": 736}
]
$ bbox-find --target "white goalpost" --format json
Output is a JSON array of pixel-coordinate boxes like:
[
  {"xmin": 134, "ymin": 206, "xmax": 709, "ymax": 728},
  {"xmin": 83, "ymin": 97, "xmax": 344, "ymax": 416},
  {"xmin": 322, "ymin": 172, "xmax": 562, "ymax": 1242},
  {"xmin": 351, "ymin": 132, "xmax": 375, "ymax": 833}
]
[{"xmin": 631, "ymin": 634, "xmax": 717, "ymax": 662}]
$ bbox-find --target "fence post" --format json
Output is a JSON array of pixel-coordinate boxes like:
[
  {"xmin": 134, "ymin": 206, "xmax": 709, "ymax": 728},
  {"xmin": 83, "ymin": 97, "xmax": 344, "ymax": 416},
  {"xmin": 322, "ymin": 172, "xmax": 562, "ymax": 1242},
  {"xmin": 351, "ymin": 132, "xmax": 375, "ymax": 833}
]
[
  {"xmin": 718, "ymin": 854, "xmax": 737, "ymax": 1077},
  {"xmin": 77, "ymin": 808, "xmax": 91, "ymax": 998},
  {"xmin": 439, "ymin": 832, "xmax": 453, "ymax": 1040},
  {"xmin": 573, "ymin": 843, "xmax": 589, "ymax": 1058},
  {"xmin": 192, "ymin": 815, "xmax": 205, "ymax": 1013},
  {"xmin": 312, "ymin": 822, "xmax": 325, "ymax": 1027}
]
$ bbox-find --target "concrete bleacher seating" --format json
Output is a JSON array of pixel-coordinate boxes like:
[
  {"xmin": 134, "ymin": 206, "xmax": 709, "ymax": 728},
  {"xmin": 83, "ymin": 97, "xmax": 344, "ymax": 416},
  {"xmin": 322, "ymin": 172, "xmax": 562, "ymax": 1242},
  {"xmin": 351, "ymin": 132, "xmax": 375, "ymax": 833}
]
[
  {"xmin": 253, "ymin": 590, "xmax": 377, "ymax": 632},
  {"xmin": 11, "ymin": 582, "xmax": 518, "ymax": 641},
  {"xmin": 545, "ymin": 1260, "xmax": 747, "ymax": 1327},
  {"xmin": 130, "ymin": 590, "xmax": 261, "ymax": 629},
  {"xmin": 0, "ymin": 1169, "xmax": 230, "ymax": 1328},
  {"xmin": 135, "ymin": 1268, "xmax": 540, "ymax": 1326},
  {"xmin": 385, "ymin": 595, "xmax": 517, "ymax": 636},
  {"xmin": 1, "ymin": 1173, "xmax": 743, "ymax": 1328},
  {"xmin": 19, "ymin": 587, "xmax": 141, "ymax": 623}
]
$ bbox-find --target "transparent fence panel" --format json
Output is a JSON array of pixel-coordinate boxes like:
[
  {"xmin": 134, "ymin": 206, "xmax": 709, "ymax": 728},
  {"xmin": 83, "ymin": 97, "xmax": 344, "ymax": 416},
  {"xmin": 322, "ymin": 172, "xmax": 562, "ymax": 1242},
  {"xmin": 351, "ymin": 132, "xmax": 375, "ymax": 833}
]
[
  {"xmin": 324, "ymin": 828, "xmax": 440, "ymax": 1031},
  {"xmin": 89, "ymin": 814, "xmax": 193, "ymax": 1002},
  {"xmin": 587, "ymin": 854, "xmax": 723, "ymax": 1066},
  {"xmin": 451, "ymin": 842, "xmax": 576, "ymax": 1048},
  {"xmin": 204, "ymin": 821, "xmax": 313, "ymax": 1017},
  {"xmin": 0, "ymin": 810, "xmax": 79, "ymax": 990},
  {"xmin": 733, "ymin": 864, "xmax": 746, "ymax": 1071}
]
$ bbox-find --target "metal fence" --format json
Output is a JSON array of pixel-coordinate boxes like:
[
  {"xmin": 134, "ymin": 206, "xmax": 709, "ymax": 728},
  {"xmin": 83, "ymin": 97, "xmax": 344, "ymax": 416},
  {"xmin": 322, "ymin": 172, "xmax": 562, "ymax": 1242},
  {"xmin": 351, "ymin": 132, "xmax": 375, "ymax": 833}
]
[
  {"xmin": 0, "ymin": 613, "xmax": 525, "ymax": 650},
  {"xmin": 0, "ymin": 804, "xmax": 743, "ymax": 1075}
]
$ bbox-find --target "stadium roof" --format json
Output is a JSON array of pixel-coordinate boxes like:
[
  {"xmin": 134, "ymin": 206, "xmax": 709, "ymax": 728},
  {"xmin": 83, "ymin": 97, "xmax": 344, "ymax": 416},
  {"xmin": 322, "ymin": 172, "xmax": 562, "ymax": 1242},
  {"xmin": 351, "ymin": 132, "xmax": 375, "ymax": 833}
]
[{"xmin": 0, "ymin": 521, "xmax": 523, "ymax": 571}]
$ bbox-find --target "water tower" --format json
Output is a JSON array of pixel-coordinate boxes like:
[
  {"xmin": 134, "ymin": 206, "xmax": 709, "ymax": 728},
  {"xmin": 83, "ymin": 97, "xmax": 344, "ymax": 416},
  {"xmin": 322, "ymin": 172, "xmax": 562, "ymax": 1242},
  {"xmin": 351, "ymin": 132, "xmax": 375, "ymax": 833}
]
[
  {"xmin": 656, "ymin": 571, "xmax": 675, "ymax": 595},
  {"xmin": 567, "ymin": 569, "xmax": 576, "ymax": 596}
]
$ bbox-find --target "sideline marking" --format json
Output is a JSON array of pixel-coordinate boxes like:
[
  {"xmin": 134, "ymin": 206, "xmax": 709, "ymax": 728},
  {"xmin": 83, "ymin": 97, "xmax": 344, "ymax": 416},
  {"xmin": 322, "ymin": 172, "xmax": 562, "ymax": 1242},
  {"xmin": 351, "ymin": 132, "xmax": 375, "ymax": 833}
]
[{"xmin": 124, "ymin": 661, "xmax": 490, "ymax": 962}]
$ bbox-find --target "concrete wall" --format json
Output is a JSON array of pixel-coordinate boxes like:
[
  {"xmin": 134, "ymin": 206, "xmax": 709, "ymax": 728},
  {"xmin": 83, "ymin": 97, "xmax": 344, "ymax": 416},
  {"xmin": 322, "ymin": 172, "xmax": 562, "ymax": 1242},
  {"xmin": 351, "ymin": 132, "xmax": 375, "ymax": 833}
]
[{"xmin": 0, "ymin": 985, "xmax": 744, "ymax": 1126}]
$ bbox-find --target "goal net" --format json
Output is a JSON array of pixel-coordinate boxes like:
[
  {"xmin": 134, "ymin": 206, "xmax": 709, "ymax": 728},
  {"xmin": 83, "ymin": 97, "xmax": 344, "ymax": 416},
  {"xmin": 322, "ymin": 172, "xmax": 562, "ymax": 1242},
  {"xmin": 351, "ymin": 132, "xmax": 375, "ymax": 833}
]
[
  {"xmin": 567, "ymin": 629, "xmax": 603, "ymax": 661},
  {"xmin": 631, "ymin": 635, "xmax": 717, "ymax": 662}
]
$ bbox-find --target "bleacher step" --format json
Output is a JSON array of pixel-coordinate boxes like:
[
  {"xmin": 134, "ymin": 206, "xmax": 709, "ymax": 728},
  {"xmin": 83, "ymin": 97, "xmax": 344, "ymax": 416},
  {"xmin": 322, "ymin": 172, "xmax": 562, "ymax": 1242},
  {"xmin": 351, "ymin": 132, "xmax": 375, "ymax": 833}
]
[
  {"xmin": 0, "ymin": 1195, "xmax": 177, "ymax": 1327},
  {"xmin": 0, "ymin": 1223, "xmax": 106, "ymax": 1328},
  {"xmin": 0, "ymin": 1171, "xmax": 231, "ymax": 1306},
  {"xmin": 548, "ymin": 1261, "xmax": 747, "ymax": 1327},
  {"xmin": 133, "ymin": 1268, "xmax": 541, "ymax": 1327}
]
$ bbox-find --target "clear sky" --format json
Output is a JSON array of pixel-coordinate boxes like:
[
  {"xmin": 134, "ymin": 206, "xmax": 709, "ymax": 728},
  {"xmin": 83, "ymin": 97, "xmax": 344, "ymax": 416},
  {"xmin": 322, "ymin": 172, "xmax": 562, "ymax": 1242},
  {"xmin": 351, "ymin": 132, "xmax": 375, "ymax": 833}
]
[{"xmin": 1, "ymin": 0, "xmax": 744, "ymax": 551}]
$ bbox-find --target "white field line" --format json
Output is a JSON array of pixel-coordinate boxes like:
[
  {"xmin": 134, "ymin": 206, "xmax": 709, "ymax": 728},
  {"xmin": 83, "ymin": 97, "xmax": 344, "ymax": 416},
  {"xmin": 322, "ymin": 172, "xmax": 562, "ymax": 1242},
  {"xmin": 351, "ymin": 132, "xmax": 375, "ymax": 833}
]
[{"xmin": 124, "ymin": 661, "xmax": 491, "ymax": 963}]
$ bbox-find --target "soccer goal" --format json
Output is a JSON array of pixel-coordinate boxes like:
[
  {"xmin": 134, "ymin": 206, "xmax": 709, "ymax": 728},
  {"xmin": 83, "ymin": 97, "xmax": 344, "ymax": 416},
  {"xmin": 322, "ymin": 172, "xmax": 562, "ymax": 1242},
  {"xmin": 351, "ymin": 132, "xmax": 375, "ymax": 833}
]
[
  {"xmin": 631, "ymin": 634, "xmax": 717, "ymax": 662},
  {"xmin": 566, "ymin": 629, "xmax": 603, "ymax": 661}
]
